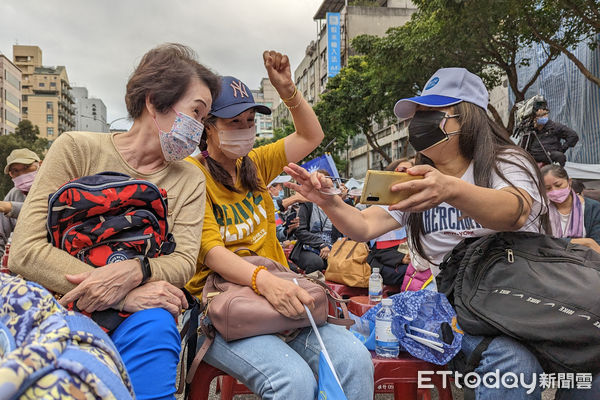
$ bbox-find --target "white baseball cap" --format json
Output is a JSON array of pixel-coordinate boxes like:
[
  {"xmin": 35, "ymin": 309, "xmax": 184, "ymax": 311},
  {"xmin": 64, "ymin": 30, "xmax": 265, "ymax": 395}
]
[
  {"xmin": 268, "ymin": 175, "xmax": 292, "ymax": 187},
  {"xmin": 394, "ymin": 68, "xmax": 489, "ymax": 121}
]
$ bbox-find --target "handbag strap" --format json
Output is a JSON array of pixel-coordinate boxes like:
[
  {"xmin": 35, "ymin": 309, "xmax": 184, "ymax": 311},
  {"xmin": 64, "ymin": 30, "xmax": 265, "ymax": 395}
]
[
  {"xmin": 332, "ymin": 237, "xmax": 348, "ymax": 257},
  {"xmin": 234, "ymin": 248, "xmax": 259, "ymax": 256},
  {"xmin": 345, "ymin": 241, "xmax": 361, "ymax": 260},
  {"xmin": 184, "ymin": 320, "xmax": 216, "ymax": 386},
  {"xmin": 307, "ymin": 278, "xmax": 354, "ymax": 328}
]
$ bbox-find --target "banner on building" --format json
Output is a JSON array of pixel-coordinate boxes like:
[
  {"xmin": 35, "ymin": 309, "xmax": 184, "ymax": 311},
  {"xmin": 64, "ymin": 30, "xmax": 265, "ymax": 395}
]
[{"xmin": 327, "ymin": 12, "xmax": 341, "ymax": 78}]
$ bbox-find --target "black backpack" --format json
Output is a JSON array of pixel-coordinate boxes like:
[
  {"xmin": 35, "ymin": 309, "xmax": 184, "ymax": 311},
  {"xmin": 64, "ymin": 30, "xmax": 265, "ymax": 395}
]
[{"xmin": 437, "ymin": 231, "xmax": 600, "ymax": 374}]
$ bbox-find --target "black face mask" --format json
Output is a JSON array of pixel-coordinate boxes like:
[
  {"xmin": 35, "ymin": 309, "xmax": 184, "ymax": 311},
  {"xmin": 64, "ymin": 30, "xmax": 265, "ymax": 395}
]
[{"xmin": 408, "ymin": 110, "xmax": 458, "ymax": 152}]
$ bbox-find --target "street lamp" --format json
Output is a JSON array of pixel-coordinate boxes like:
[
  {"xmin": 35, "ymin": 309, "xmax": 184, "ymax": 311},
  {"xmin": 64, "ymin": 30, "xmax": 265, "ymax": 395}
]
[{"xmin": 108, "ymin": 117, "xmax": 129, "ymax": 128}]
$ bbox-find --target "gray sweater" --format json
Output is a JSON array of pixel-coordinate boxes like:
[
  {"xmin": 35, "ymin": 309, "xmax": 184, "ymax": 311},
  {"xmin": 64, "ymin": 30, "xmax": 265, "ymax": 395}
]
[{"xmin": 0, "ymin": 187, "xmax": 26, "ymax": 258}]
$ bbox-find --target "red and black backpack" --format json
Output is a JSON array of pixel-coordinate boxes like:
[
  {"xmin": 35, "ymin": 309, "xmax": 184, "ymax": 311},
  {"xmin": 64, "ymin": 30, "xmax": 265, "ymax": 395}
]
[
  {"xmin": 47, "ymin": 171, "xmax": 176, "ymax": 331},
  {"xmin": 47, "ymin": 171, "xmax": 175, "ymax": 266}
]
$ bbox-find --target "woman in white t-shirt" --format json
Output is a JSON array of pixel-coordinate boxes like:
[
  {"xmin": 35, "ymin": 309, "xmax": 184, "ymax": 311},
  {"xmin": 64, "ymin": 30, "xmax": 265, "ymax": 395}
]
[{"xmin": 286, "ymin": 68, "xmax": 598, "ymax": 399}]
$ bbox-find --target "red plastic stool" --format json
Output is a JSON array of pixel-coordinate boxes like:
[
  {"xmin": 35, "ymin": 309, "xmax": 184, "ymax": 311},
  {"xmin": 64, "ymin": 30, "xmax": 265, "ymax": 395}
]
[
  {"xmin": 187, "ymin": 361, "xmax": 254, "ymax": 400},
  {"xmin": 348, "ymin": 295, "xmax": 373, "ymax": 316},
  {"xmin": 188, "ymin": 361, "xmax": 228, "ymax": 399},
  {"xmin": 218, "ymin": 375, "xmax": 253, "ymax": 399},
  {"xmin": 325, "ymin": 281, "xmax": 368, "ymax": 298},
  {"xmin": 372, "ymin": 351, "xmax": 453, "ymax": 400}
]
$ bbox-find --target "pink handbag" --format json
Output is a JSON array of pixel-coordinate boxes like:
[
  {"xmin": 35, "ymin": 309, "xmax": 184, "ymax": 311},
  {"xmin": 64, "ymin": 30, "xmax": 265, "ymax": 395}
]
[{"xmin": 182, "ymin": 254, "xmax": 352, "ymax": 390}]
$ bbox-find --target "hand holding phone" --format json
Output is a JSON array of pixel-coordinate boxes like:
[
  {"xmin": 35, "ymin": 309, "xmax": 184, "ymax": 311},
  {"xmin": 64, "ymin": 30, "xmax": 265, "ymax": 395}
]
[{"xmin": 360, "ymin": 170, "xmax": 424, "ymax": 205}]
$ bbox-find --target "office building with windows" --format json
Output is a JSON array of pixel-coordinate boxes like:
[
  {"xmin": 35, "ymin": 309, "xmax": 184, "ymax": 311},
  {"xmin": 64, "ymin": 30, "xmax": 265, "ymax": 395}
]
[
  {"xmin": 13, "ymin": 45, "xmax": 75, "ymax": 142},
  {"xmin": 0, "ymin": 54, "xmax": 21, "ymax": 135},
  {"xmin": 72, "ymin": 86, "xmax": 108, "ymax": 133}
]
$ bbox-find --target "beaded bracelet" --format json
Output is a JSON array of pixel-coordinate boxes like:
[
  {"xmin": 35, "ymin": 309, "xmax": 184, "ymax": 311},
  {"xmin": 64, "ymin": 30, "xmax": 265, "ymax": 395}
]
[
  {"xmin": 281, "ymin": 86, "xmax": 298, "ymax": 103},
  {"xmin": 251, "ymin": 265, "xmax": 267, "ymax": 295}
]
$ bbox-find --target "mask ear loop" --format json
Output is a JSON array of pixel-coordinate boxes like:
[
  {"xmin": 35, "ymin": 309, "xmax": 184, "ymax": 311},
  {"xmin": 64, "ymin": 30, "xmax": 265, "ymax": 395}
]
[{"xmin": 440, "ymin": 114, "xmax": 461, "ymax": 136}]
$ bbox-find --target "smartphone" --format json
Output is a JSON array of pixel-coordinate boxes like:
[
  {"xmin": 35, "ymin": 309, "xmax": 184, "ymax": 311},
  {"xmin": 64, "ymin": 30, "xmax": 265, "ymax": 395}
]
[{"xmin": 360, "ymin": 170, "xmax": 424, "ymax": 205}]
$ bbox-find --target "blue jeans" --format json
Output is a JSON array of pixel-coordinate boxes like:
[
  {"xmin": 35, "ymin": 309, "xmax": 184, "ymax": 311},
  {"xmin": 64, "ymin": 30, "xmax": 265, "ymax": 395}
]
[
  {"xmin": 200, "ymin": 323, "xmax": 374, "ymax": 400},
  {"xmin": 462, "ymin": 333, "xmax": 600, "ymax": 400},
  {"xmin": 111, "ymin": 308, "xmax": 180, "ymax": 400}
]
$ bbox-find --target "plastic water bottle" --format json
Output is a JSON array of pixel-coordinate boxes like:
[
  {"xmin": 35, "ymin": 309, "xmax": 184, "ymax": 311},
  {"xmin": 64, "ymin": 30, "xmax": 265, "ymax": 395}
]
[
  {"xmin": 368, "ymin": 267, "xmax": 383, "ymax": 304},
  {"xmin": 375, "ymin": 298, "xmax": 399, "ymax": 358}
]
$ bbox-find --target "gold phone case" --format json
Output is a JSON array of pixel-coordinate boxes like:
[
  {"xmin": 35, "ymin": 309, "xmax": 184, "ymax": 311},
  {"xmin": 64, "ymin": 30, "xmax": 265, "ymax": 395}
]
[{"xmin": 360, "ymin": 170, "xmax": 424, "ymax": 205}]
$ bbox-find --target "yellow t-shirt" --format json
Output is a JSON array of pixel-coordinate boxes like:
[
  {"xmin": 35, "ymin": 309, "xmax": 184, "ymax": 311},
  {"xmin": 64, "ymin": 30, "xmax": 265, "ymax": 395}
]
[{"xmin": 185, "ymin": 138, "xmax": 289, "ymax": 297}]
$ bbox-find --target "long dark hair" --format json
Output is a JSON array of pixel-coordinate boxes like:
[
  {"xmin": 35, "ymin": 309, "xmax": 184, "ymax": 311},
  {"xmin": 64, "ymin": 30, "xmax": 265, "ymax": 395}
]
[
  {"xmin": 406, "ymin": 102, "xmax": 550, "ymax": 264},
  {"xmin": 199, "ymin": 115, "xmax": 265, "ymax": 193}
]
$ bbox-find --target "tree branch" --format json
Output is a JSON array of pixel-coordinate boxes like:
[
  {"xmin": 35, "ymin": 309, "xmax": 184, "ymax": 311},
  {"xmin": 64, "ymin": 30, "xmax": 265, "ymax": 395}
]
[
  {"xmin": 487, "ymin": 103, "xmax": 510, "ymax": 134},
  {"xmin": 364, "ymin": 125, "xmax": 392, "ymax": 164},
  {"xmin": 529, "ymin": 21, "xmax": 600, "ymax": 87},
  {"xmin": 561, "ymin": 0, "xmax": 600, "ymax": 30}
]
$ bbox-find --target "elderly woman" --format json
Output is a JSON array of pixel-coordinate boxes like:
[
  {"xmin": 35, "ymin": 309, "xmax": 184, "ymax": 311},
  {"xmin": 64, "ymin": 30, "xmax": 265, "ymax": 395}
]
[{"xmin": 9, "ymin": 43, "xmax": 219, "ymax": 400}]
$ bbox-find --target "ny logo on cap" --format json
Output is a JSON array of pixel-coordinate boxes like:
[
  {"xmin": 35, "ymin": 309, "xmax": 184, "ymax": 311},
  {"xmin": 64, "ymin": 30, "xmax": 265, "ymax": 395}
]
[{"xmin": 230, "ymin": 80, "xmax": 249, "ymax": 98}]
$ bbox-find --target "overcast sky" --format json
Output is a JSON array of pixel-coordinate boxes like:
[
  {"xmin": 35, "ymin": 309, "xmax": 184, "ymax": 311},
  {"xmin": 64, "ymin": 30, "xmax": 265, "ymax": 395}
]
[{"xmin": 0, "ymin": 0, "xmax": 323, "ymax": 129}]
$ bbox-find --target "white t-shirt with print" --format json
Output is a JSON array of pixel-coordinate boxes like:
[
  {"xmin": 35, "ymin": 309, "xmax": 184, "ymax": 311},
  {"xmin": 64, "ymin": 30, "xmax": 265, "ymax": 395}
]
[{"xmin": 383, "ymin": 152, "xmax": 547, "ymax": 276}]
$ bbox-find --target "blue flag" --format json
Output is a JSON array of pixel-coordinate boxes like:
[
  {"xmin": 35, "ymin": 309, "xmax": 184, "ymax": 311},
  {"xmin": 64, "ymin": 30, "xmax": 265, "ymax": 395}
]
[
  {"xmin": 300, "ymin": 153, "xmax": 340, "ymax": 179},
  {"xmin": 317, "ymin": 351, "xmax": 348, "ymax": 400}
]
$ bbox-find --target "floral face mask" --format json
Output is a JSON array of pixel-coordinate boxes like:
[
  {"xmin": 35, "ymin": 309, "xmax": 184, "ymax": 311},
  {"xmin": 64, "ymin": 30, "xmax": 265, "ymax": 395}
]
[{"xmin": 154, "ymin": 109, "xmax": 204, "ymax": 161}]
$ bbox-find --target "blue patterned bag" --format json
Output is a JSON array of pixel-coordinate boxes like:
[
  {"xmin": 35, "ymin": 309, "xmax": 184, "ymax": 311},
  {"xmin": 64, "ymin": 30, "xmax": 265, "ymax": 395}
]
[
  {"xmin": 0, "ymin": 274, "xmax": 134, "ymax": 400},
  {"xmin": 356, "ymin": 291, "xmax": 463, "ymax": 365}
]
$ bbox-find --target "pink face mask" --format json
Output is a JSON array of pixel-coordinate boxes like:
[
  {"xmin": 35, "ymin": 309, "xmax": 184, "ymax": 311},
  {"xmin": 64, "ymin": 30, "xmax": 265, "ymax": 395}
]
[
  {"xmin": 547, "ymin": 186, "xmax": 571, "ymax": 204},
  {"xmin": 12, "ymin": 170, "xmax": 37, "ymax": 193}
]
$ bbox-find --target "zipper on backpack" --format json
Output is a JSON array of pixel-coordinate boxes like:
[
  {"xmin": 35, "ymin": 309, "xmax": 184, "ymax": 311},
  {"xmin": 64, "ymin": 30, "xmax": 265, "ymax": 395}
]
[
  {"xmin": 511, "ymin": 249, "xmax": 584, "ymax": 265},
  {"xmin": 506, "ymin": 249, "xmax": 514, "ymax": 263},
  {"xmin": 47, "ymin": 180, "xmax": 170, "ymax": 235},
  {"xmin": 76, "ymin": 234, "xmax": 154, "ymax": 260}
]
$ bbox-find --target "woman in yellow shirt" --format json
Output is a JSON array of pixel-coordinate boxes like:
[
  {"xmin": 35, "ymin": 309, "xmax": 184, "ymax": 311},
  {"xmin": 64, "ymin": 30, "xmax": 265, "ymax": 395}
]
[{"xmin": 185, "ymin": 51, "xmax": 373, "ymax": 400}]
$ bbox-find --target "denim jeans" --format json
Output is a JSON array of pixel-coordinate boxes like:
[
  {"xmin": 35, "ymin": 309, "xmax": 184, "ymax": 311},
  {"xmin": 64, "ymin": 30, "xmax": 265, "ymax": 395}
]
[
  {"xmin": 461, "ymin": 333, "xmax": 599, "ymax": 400},
  {"xmin": 199, "ymin": 323, "xmax": 374, "ymax": 400}
]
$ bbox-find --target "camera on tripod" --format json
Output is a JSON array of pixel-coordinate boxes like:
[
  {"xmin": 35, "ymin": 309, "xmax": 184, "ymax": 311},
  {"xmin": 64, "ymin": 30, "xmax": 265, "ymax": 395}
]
[{"xmin": 512, "ymin": 95, "xmax": 548, "ymax": 148}]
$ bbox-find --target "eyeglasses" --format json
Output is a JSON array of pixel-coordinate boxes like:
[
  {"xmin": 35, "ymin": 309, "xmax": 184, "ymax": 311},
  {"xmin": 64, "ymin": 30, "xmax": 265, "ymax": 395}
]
[{"xmin": 8, "ymin": 164, "xmax": 34, "ymax": 176}]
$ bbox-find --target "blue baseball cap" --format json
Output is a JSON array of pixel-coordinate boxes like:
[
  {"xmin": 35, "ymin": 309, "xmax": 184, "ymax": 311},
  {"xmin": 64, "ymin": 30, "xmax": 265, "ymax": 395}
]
[
  {"xmin": 210, "ymin": 76, "xmax": 271, "ymax": 118},
  {"xmin": 394, "ymin": 68, "xmax": 489, "ymax": 121}
]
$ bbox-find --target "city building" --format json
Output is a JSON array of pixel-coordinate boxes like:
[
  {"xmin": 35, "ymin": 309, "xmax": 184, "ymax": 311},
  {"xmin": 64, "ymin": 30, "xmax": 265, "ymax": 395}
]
[
  {"xmin": 13, "ymin": 45, "xmax": 75, "ymax": 143},
  {"xmin": 277, "ymin": 0, "xmax": 418, "ymax": 178},
  {"xmin": 281, "ymin": 0, "xmax": 511, "ymax": 178},
  {"xmin": 72, "ymin": 86, "xmax": 108, "ymax": 132},
  {"xmin": 251, "ymin": 78, "xmax": 280, "ymax": 139},
  {"xmin": 0, "ymin": 54, "xmax": 21, "ymax": 135}
]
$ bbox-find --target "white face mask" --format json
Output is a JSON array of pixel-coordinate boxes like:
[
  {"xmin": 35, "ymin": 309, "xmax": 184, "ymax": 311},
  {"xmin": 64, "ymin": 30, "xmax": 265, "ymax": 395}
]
[{"xmin": 217, "ymin": 126, "xmax": 257, "ymax": 159}]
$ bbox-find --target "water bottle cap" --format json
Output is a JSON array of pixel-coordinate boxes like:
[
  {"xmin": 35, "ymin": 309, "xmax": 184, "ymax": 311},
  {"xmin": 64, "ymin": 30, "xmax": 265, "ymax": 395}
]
[
  {"xmin": 382, "ymin": 298, "xmax": 393, "ymax": 306},
  {"xmin": 373, "ymin": 268, "xmax": 379, "ymax": 273}
]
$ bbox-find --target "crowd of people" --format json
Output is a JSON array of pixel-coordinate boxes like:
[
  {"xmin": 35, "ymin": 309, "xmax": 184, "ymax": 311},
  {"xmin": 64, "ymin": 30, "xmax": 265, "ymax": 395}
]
[{"xmin": 1, "ymin": 42, "xmax": 599, "ymax": 400}]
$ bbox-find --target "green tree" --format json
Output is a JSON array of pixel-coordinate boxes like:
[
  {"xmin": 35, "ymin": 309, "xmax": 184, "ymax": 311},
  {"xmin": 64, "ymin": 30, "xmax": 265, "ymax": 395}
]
[
  {"xmin": 520, "ymin": 0, "xmax": 600, "ymax": 87},
  {"xmin": 0, "ymin": 120, "xmax": 48, "ymax": 198},
  {"xmin": 314, "ymin": 56, "xmax": 393, "ymax": 164},
  {"xmin": 14, "ymin": 119, "xmax": 41, "ymax": 142},
  {"xmin": 353, "ymin": 0, "xmax": 591, "ymax": 134},
  {"xmin": 254, "ymin": 119, "xmax": 294, "ymax": 148}
]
